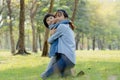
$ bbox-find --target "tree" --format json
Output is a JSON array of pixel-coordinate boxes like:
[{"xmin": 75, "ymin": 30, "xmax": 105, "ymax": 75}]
[
  {"xmin": 74, "ymin": 0, "xmax": 89, "ymax": 50},
  {"xmin": 16, "ymin": 0, "xmax": 29, "ymax": 55},
  {"xmin": 0, "ymin": 0, "xmax": 120, "ymax": 51},
  {"xmin": 6, "ymin": 0, "xmax": 15, "ymax": 54},
  {"xmin": 0, "ymin": 0, "xmax": 4, "ymax": 25},
  {"xmin": 42, "ymin": 0, "xmax": 54, "ymax": 56},
  {"xmin": 71, "ymin": 0, "xmax": 79, "ymax": 50},
  {"xmin": 71, "ymin": 0, "xmax": 79, "ymax": 22},
  {"xmin": 30, "ymin": 0, "xmax": 39, "ymax": 53}
]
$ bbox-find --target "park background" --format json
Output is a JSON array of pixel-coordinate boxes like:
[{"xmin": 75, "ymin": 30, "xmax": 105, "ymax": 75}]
[{"xmin": 0, "ymin": 0, "xmax": 120, "ymax": 80}]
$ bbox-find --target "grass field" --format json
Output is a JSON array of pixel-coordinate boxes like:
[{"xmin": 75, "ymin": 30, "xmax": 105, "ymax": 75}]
[{"xmin": 0, "ymin": 50, "xmax": 120, "ymax": 80}]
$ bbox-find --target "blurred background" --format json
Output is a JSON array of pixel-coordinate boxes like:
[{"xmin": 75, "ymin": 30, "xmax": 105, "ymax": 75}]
[{"xmin": 0, "ymin": 0, "xmax": 120, "ymax": 53}]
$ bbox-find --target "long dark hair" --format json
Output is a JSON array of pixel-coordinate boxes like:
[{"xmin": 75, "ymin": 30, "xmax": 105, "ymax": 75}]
[
  {"xmin": 43, "ymin": 13, "xmax": 55, "ymax": 28},
  {"xmin": 55, "ymin": 9, "xmax": 75, "ymax": 30},
  {"xmin": 55, "ymin": 9, "xmax": 69, "ymax": 18}
]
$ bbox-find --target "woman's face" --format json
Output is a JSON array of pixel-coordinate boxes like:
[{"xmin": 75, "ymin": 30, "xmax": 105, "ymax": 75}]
[
  {"xmin": 46, "ymin": 16, "xmax": 55, "ymax": 26},
  {"xmin": 55, "ymin": 11, "xmax": 65, "ymax": 22}
]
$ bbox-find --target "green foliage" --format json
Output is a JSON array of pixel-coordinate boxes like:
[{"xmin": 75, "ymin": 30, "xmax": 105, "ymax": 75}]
[{"xmin": 0, "ymin": 0, "xmax": 120, "ymax": 50}]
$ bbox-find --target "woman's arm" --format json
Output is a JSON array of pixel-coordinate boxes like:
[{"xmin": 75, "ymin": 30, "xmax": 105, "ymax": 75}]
[{"xmin": 48, "ymin": 24, "xmax": 67, "ymax": 43}]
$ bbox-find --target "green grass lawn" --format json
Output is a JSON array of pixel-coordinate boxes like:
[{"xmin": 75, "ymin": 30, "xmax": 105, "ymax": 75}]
[{"xmin": 0, "ymin": 50, "xmax": 120, "ymax": 80}]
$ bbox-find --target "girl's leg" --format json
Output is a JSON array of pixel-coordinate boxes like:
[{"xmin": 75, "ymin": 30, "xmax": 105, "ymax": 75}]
[
  {"xmin": 41, "ymin": 56, "xmax": 56, "ymax": 76},
  {"xmin": 41, "ymin": 54, "xmax": 74, "ymax": 79},
  {"xmin": 45, "ymin": 56, "xmax": 56, "ymax": 71}
]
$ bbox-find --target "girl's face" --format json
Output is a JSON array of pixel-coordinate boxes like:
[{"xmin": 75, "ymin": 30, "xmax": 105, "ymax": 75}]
[
  {"xmin": 55, "ymin": 11, "xmax": 65, "ymax": 22},
  {"xmin": 46, "ymin": 16, "xmax": 55, "ymax": 26}
]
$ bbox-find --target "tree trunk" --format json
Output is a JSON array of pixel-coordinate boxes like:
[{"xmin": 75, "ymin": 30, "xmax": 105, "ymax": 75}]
[
  {"xmin": 97, "ymin": 37, "xmax": 105, "ymax": 50},
  {"xmin": 4, "ymin": 32, "xmax": 9, "ymax": 49},
  {"xmin": 16, "ymin": 0, "xmax": 29, "ymax": 55},
  {"xmin": 42, "ymin": 0, "xmax": 54, "ymax": 56},
  {"xmin": 117, "ymin": 37, "xmax": 120, "ymax": 50},
  {"xmin": 6, "ymin": 0, "xmax": 15, "ymax": 54},
  {"xmin": 0, "ymin": 0, "xmax": 4, "ymax": 26},
  {"xmin": 38, "ymin": 33, "xmax": 42, "ymax": 51},
  {"xmin": 0, "ymin": 0, "xmax": 4, "ymax": 14},
  {"xmin": 87, "ymin": 37, "xmax": 90, "ymax": 50},
  {"xmin": 71, "ymin": 0, "xmax": 79, "ymax": 22},
  {"xmin": 81, "ymin": 33, "xmax": 84, "ymax": 50},
  {"xmin": 70, "ymin": 0, "xmax": 79, "ymax": 76},
  {"xmin": 71, "ymin": 0, "xmax": 79, "ymax": 50},
  {"xmin": 0, "ymin": 40, "xmax": 1, "ymax": 49},
  {"xmin": 98, "ymin": 38, "xmax": 105, "ymax": 50},
  {"xmin": 30, "ymin": 0, "xmax": 39, "ymax": 53},
  {"xmin": 30, "ymin": 18, "xmax": 37, "ymax": 52},
  {"xmin": 108, "ymin": 45, "xmax": 112, "ymax": 50},
  {"xmin": 75, "ymin": 33, "xmax": 80, "ymax": 50},
  {"xmin": 26, "ymin": 34, "xmax": 31, "ymax": 50},
  {"xmin": 101, "ymin": 36, "xmax": 105, "ymax": 50},
  {"xmin": 92, "ymin": 36, "xmax": 96, "ymax": 50}
]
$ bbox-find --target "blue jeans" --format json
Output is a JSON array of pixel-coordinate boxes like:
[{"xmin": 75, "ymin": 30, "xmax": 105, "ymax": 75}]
[
  {"xmin": 42, "ymin": 53, "xmax": 75, "ymax": 78},
  {"xmin": 41, "ymin": 56, "xmax": 56, "ymax": 74}
]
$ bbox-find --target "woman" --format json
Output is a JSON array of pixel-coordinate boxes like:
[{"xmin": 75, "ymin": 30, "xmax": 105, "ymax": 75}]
[
  {"xmin": 42, "ymin": 13, "xmax": 71, "ymax": 75},
  {"xmin": 41, "ymin": 9, "xmax": 76, "ymax": 80}
]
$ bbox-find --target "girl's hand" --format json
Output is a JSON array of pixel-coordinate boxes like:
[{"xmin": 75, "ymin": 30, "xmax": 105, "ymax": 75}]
[{"xmin": 50, "ymin": 29, "xmax": 56, "ymax": 35}]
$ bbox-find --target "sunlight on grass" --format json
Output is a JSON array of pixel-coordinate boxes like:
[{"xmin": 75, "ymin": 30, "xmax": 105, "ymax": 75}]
[
  {"xmin": 76, "ymin": 50, "xmax": 120, "ymax": 62},
  {"xmin": 0, "ymin": 50, "xmax": 120, "ymax": 80},
  {"xmin": 0, "ymin": 51, "xmax": 49, "ymax": 71}
]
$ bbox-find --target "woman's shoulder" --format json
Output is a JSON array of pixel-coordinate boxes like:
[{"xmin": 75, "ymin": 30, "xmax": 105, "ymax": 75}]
[
  {"xmin": 58, "ymin": 24, "xmax": 69, "ymax": 28},
  {"xmin": 56, "ymin": 24, "xmax": 68, "ymax": 32}
]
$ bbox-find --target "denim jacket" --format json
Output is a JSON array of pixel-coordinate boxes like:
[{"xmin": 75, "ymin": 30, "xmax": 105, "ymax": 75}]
[{"xmin": 48, "ymin": 20, "xmax": 70, "ymax": 57}]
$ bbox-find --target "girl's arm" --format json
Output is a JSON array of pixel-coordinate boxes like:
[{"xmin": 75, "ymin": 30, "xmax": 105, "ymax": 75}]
[
  {"xmin": 50, "ymin": 29, "xmax": 56, "ymax": 35},
  {"xmin": 48, "ymin": 24, "xmax": 67, "ymax": 43}
]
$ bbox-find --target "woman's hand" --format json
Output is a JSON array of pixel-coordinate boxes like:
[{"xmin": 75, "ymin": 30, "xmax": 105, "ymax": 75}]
[{"xmin": 50, "ymin": 29, "xmax": 56, "ymax": 35}]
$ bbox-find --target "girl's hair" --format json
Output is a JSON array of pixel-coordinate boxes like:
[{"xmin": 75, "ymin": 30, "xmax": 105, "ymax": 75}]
[
  {"xmin": 55, "ymin": 9, "xmax": 75, "ymax": 30},
  {"xmin": 43, "ymin": 13, "xmax": 55, "ymax": 28}
]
